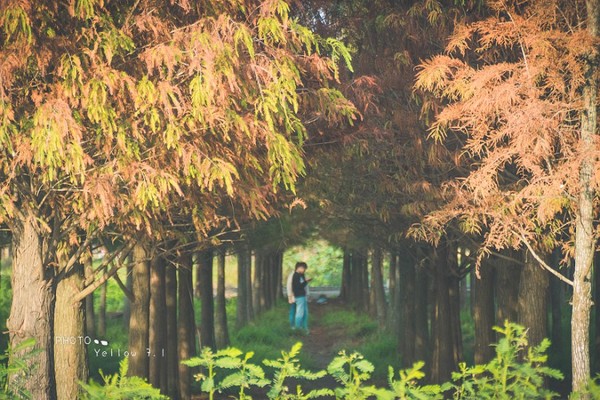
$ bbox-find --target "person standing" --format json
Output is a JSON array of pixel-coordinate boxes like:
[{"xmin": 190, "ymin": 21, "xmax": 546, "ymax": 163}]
[
  {"xmin": 286, "ymin": 268, "xmax": 296, "ymax": 328},
  {"xmin": 292, "ymin": 262, "xmax": 311, "ymax": 333}
]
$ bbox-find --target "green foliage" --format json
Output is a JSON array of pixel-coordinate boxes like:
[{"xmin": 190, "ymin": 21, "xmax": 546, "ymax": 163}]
[
  {"xmin": 283, "ymin": 240, "xmax": 344, "ymax": 287},
  {"xmin": 387, "ymin": 362, "xmax": 444, "ymax": 400},
  {"xmin": 263, "ymin": 343, "xmax": 332, "ymax": 399},
  {"xmin": 0, "ymin": 338, "xmax": 38, "ymax": 400},
  {"xmin": 80, "ymin": 358, "xmax": 167, "ymax": 400},
  {"xmin": 447, "ymin": 322, "xmax": 563, "ymax": 399},
  {"xmin": 327, "ymin": 351, "xmax": 388, "ymax": 400}
]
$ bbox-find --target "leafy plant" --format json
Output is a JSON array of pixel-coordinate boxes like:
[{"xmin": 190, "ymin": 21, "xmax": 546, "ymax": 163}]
[
  {"xmin": 184, "ymin": 347, "xmax": 269, "ymax": 400},
  {"xmin": 0, "ymin": 338, "xmax": 38, "ymax": 400},
  {"xmin": 447, "ymin": 321, "xmax": 563, "ymax": 399},
  {"xmin": 387, "ymin": 361, "xmax": 444, "ymax": 400},
  {"xmin": 263, "ymin": 343, "xmax": 332, "ymax": 399},
  {"xmin": 80, "ymin": 358, "xmax": 166, "ymax": 400},
  {"xmin": 326, "ymin": 351, "xmax": 388, "ymax": 400}
]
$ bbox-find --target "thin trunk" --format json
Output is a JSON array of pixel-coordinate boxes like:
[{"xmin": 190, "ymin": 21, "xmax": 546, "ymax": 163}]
[
  {"xmin": 275, "ymin": 251, "xmax": 283, "ymax": 301},
  {"xmin": 7, "ymin": 212, "xmax": 55, "ymax": 399},
  {"xmin": 473, "ymin": 264, "xmax": 495, "ymax": 364},
  {"xmin": 595, "ymin": 251, "xmax": 600, "ymax": 373},
  {"xmin": 550, "ymin": 250, "xmax": 564, "ymax": 351},
  {"xmin": 123, "ymin": 259, "xmax": 133, "ymax": 330},
  {"xmin": 253, "ymin": 251, "xmax": 266, "ymax": 314},
  {"xmin": 165, "ymin": 261, "xmax": 179, "ymax": 400},
  {"xmin": 149, "ymin": 255, "xmax": 167, "ymax": 391},
  {"xmin": 236, "ymin": 248, "xmax": 249, "ymax": 329},
  {"xmin": 245, "ymin": 249, "xmax": 254, "ymax": 321},
  {"xmin": 215, "ymin": 248, "xmax": 230, "ymax": 348},
  {"xmin": 340, "ymin": 249, "xmax": 351, "ymax": 302},
  {"xmin": 54, "ymin": 258, "xmax": 88, "ymax": 400},
  {"xmin": 448, "ymin": 253, "xmax": 463, "ymax": 365},
  {"xmin": 98, "ymin": 278, "xmax": 107, "ymax": 337},
  {"xmin": 178, "ymin": 252, "xmax": 196, "ymax": 400},
  {"xmin": 387, "ymin": 251, "xmax": 399, "ymax": 335},
  {"xmin": 128, "ymin": 243, "xmax": 150, "ymax": 379},
  {"xmin": 371, "ymin": 248, "xmax": 386, "ymax": 327},
  {"xmin": 517, "ymin": 251, "xmax": 549, "ymax": 347},
  {"xmin": 198, "ymin": 249, "xmax": 216, "ymax": 350},
  {"xmin": 84, "ymin": 251, "xmax": 95, "ymax": 337},
  {"xmin": 572, "ymin": 1, "xmax": 598, "ymax": 393}
]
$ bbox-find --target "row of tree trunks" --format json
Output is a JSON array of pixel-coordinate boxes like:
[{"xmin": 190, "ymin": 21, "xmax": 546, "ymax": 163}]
[
  {"xmin": 236, "ymin": 247, "xmax": 253, "ymax": 329},
  {"xmin": 252, "ymin": 249, "xmax": 283, "ymax": 315},
  {"xmin": 348, "ymin": 250, "xmax": 369, "ymax": 312},
  {"xmin": 215, "ymin": 248, "xmax": 230, "ymax": 348}
]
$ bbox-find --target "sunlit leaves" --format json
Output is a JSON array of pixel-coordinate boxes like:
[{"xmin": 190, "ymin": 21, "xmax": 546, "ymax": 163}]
[{"xmin": 0, "ymin": 4, "xmax": 32, "ymax": 45}]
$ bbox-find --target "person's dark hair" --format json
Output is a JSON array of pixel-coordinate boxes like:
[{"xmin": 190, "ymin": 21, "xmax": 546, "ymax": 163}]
[{"xmin": 295, "ymin": 261, "xmax": 307, "ymax": 270}]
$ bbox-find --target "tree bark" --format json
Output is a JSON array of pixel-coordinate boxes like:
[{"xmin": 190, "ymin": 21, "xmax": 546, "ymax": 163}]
[
  {"xmin": 571, "ymin": 1, "xmax": 598, "ymax": 393},
  {"xmin": 215, "ymin": 248, "xmax": 230, "ymax": 348},
  {"xmin": 7, "ymin": 212, "xmax": 55, "ymax": 400},
  {"xmin": 370, "ymin": 248, "xmax": 387, "ymax": 327},
  {"xmin": 149, "ymin": 255, "xmax": 167, "ymax": 391},
  {"xmin": 517, "ymin": 251, "xmax": 549, "ymax": 347},
  {"xmin": 473, "ymin": 263, "xmax": 495, "ymax": 364},
  {"xmin": 549, "ymin": 250, "xmax": 564, "ymax": 351},
  {"xmin": 178, "ymin": 252, "xmax": 196, "ymax": 400},
  {"xmin": 197, "ymin": 249, "xmax": 216, "ymax": 350},
  {"xmin": 165, "ymin": 260, "xmax": 179, "ymax": 400},
  {"xmin": 128, "ymin": 242, "xmax": 151, "ymax": 379}
]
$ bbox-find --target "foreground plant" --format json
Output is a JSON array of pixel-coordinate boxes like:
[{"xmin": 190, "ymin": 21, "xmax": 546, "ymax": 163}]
[{"xmin": 79, "ymin": 358, "xmax": 166, "ymax": 400}]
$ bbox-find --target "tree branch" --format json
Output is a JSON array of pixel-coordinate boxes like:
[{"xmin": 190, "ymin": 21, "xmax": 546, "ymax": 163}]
[{"xmin": 514, "ymin": 231, "xmax": 573, "ymax": 286}]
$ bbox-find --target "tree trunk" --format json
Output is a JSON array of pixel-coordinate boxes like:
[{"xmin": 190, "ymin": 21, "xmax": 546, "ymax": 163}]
[
  {"xmin": 340, "ymin": 249, "xmax": 351, "ymax": 302},
  {"xmin": 398, "ymin": 249, "xmax": 416, "ymax": 366},
  {"xmin": 549, "ymin": 250, "xmax": 564, "ymax": 351},
  {"xmin": 448, "ymin": 260, "xmax": 463, "ymax": 366},
  {"xmin": 149, "ymin": 255, "xmax": 167, "ymax": 391},
  {"xmin": 370, "ymin": 248, "xmax": 386, "ymax": 327},
  {"xmin": 54, "ymin": 259, "xmax": 88, "ymax": 400},
  {"xmin": 414, "ymin": 254, "xmax": 429, "ymax": 364},
  {"xmin": 571, "ymin": 1, "xmax": 598, "ymax": 393},
  {"xmin": 236, "ymin": 247, "xmax": 253, "ymax": 329},
  {"xmin": 275, "ymin": 251, "xmax": 283, "ymax": 301},
  {"xmin": 123, "ymin": 259, "xmax": 133, "ymax": 330},
  {"xmin": 165, "ymin": 260, "xmax": 179, "ymax": 400},
  {"xmin": 430, "ymin": 242, "xmax": 455, "ymax": 383},
  {"xmin": 197, "ymin": 249, "xmax": 216, "ymax": 350},
  {"xmin": 98, "ymin": 278, "xmax": 107, "ymax": 337},
  {"xmin": 473, "ymin": 263, "xmax": 495, "ymax": 364},
  {"xmin": 494, "ymin": 249, "xmax": 522, "ymax": 326},
  {"xmin": 350, "ymin": 250, "xmax": 369, "ymax": 312},
  {"xmin": 517, "ymin": 251, "xmax": 549, "ymax": 347},
  {"xmin": 128, "ymin": 243, "xmax": 151, "ymax": 379},
  {"xmin": 215, "ymin": 248, "xmax": 230, "ymax": 348},
  {"xmin": 84, "ymin": 251, "xmax": 95, "ymax": 337},
  {"xmin": 7, "ymin": 212, "xmax": 55, "ymax": 400},
  {"xmin": 178, "ymin": 252, "xmax": 196, "ymax": 400}
]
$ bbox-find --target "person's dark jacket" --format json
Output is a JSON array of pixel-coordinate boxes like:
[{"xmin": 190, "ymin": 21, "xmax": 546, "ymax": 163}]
[{"xmin": 291, "ymin": 271, "xmax": 308, "ymax": 297}]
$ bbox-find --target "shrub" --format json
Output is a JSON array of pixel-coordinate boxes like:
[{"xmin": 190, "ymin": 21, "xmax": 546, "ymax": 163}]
[{"xmin": 0, "ymin": 338, "xmax": 38, "ymax": 400}]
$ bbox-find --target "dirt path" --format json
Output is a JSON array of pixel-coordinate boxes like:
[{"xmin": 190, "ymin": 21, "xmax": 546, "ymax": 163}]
[{"xmin": 302, "ymin": 300, "xmax": 345, "ymax": 369}]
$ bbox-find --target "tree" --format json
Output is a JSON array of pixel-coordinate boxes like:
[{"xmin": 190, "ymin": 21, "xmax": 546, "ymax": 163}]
[
  {"xmin": 214, "ymin": 247, "xmax": 230, "ymax": 348},
  {"xmin": 415, "ymin": 0, "xmax": 599, "ymax": 392}
]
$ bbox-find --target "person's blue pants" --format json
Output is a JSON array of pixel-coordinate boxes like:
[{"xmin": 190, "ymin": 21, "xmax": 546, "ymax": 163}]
[
  {"xmin": 289, "ymin": 302, "xmax": 296, "ymax": 328},
  {"xmin": 294, "ymin": 296, "xmax": 308, "ymax": 331}
]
